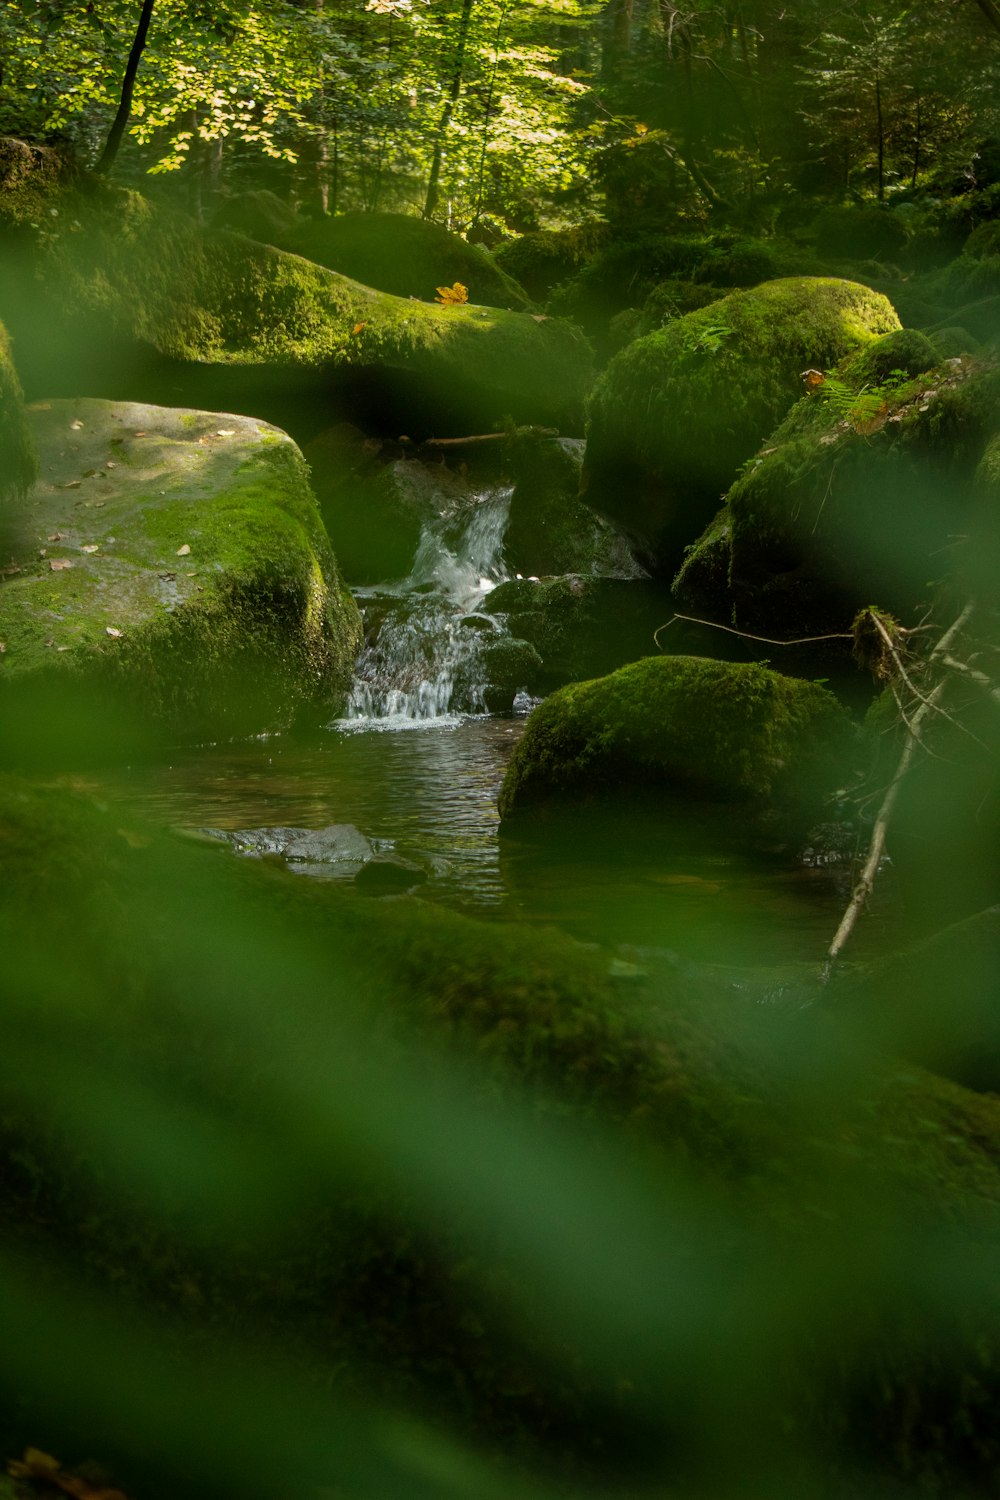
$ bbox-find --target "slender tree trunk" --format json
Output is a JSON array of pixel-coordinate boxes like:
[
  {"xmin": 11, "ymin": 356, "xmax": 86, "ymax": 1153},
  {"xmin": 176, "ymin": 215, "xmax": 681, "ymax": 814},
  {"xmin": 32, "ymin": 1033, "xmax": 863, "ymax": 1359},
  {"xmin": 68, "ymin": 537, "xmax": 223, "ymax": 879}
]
[
  {"xmin": 94, "ymin": 0, "xmax": 156, "ymax": 175},
  {"xmin": 471, "ymin": 0, "xmax": 510, "ymax": 229},
  {"xmin": 424, "ymin": 0, "xmax": 475, "ymax": 220},
  {"xmin": 874, "ymin": 68, "xmax": 885, "ymax": 203},
  {"xmin": 601, "ymin": 0, "xmax": 633, "ymax": 83},
  {"xmin": 911, "ymin": 94, "xmax": 921, "ymax": 190}
]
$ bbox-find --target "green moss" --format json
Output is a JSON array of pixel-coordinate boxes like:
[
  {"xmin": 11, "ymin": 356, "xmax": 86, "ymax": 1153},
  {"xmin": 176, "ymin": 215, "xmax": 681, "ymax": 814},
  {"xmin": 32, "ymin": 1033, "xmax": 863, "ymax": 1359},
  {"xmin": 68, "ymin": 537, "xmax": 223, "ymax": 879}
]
[
  {"xmin": 0, "ymin": 321, "xmax": 36, "ymax": 503},
  {"xmin": 0, "ymin": 172, "xmax": 593, "ymax": 431},
  {"xmin": 722, "ymin": 354, "xmax": 1000, "ymax": 638},
  {"xmin": 497, "ymin": 654, "xmax": 854, "ymax": 823},
  {"xmin": 492, "ymin": 220, "xmax": 610, "ymax": 301},
  {"xmin": 286, "ymin": 212, "xmax": 532, "ymax": 310},
  {"xmin": 0, "ymin": 401, "xmax": 362, "ymax": 741},
  {"xmin": 583, "ymin": 277, "xmax": 900, "ymax": 566}
]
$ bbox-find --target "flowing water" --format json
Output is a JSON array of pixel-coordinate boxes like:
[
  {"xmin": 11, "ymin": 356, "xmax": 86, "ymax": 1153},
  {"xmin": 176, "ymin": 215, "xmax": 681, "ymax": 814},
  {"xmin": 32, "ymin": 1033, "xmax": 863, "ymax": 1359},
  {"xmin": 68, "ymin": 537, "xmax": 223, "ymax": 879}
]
[
  {"xmin": 340, "ymin": 486, "xmax": 517, "ymax": 727},
  {"xmin": 97, "ymin": 481, "xmax": 892, "ymax": 974}
]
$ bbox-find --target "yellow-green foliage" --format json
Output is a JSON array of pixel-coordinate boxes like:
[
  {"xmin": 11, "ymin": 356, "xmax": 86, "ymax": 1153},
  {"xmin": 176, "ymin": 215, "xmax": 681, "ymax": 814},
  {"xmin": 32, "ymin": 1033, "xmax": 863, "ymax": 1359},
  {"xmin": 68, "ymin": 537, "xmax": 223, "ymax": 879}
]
[
  {"xmin": 0, "ymin": 163, "xmax": 592, "ymax": 429},
  {"xmin": 497, "ymin": 654, "xmax": 854, "ymax": 822},
  {"xmin": 583, "ymin": 278, "xmax": 900, "ymax": 560},
  {"xmin": 0, "ymin": 322, "xmax": 35, "ymax": 503}
]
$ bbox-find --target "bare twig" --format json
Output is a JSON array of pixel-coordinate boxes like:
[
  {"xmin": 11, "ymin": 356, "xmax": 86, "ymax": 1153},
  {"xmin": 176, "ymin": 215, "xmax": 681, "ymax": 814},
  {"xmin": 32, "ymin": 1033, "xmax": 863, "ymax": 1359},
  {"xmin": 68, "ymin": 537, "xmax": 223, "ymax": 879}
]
[
  {"xmin": 653, "ymin": 612, "xmax": 853, "ymax": 651},
  {"xmin": 941, "ymin": 653, "xmax": 1000, "ymax": 707},
  {"xmin": 822, "ymin": 604, "xmax": 975, "ymax": 981}
]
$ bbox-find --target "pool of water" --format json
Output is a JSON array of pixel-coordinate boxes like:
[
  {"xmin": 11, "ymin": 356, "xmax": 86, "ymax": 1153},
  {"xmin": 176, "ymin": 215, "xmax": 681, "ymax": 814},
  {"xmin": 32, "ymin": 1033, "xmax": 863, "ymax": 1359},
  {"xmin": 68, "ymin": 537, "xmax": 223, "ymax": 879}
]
[{"xmin": 97, "ymin": 714, "xmax": 892, "ymax": 971}]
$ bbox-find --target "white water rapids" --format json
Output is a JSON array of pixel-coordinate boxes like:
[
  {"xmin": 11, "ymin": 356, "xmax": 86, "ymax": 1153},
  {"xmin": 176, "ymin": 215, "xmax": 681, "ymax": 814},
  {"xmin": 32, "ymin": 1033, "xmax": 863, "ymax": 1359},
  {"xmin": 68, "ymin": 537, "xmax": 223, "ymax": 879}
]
[{"xmin": 338, "ymin": 486, "xmax": 518, "ymax": 731}]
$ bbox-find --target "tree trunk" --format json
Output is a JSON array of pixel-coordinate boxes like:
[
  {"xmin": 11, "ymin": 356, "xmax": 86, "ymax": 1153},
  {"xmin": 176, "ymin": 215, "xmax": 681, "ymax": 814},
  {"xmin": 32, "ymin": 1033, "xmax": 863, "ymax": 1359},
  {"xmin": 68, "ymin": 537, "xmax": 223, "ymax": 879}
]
[
  {"xmin": 94, "ymin": 0, "xmax": 156, "ymax": 175},
  {"xmin": 423, "ymin": 0, "xmax": 475, "ymax": 221},
  {"xmin": 874, "ymin": 68, "xmax": 885, "ymax": 203}
]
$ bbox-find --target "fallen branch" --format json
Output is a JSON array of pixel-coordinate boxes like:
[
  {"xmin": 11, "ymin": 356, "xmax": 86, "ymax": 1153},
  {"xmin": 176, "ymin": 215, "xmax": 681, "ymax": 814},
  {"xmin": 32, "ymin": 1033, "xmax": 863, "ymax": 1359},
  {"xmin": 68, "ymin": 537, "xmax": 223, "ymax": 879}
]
[
  {"xmin": 821, "ymin": 604, "xmax": 974, "ymax": 982},
  {"xmin": 653, "ymin": 611, "xmax": 853, "ymax": 651}
]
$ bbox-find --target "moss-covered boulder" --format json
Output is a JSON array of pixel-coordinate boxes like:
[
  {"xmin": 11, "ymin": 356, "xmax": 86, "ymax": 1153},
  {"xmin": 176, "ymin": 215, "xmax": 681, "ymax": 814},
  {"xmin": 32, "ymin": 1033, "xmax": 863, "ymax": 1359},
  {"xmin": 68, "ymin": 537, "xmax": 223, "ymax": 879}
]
[
  {"xmin": 717, "ymin": 347, "xmax": 1000, "ymax": 641},
  {"xmin": 582, "ymin": 277, "xmax": 901, "ymax": 571},
  {"xmin": 486, "ymin": 575, "xmax": 675, "ymax": 693},
  {"xmin": 497, "ymin": 654, "xmax": 854, "ymax": 827},
  {"xmin": 0, "ymin": 399, "xmax": 361, "ymax": 742},
  {"xmin": 504, "ymin": 431, "xmax": 647, "ymax": 579},
  {"xmin": 285, "ymin": 212, "xmax": 532, "ymax": 311},
  {"xmin": 0, "ymin": 320, "xmax": 35, "ymax": 507},
  {"xmin": 0, "ymin": 144, "xmax": 592, "ymax": 436}
]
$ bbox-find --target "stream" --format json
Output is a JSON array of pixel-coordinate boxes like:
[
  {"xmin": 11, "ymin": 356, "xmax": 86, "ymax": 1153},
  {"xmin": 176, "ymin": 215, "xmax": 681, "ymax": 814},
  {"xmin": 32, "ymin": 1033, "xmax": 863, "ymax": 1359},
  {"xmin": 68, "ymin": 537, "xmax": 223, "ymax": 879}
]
[{"xmin": 99, "ymin": 479, "xmax": 898, "ymax": 974}]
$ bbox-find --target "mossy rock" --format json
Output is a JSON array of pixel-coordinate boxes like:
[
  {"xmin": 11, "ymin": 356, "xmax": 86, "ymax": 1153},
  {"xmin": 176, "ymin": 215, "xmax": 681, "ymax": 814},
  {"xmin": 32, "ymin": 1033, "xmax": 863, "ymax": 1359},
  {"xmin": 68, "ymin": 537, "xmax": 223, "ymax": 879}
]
[
  {"xmin": 806, "ymin": 204, "xmax": 908, "ymax": 262},
  {"xmin": 497, "ymin": 654, "xmax": 854, "ymax": 826},
  {"xmin": 503, "ymin": 431, "xmax": 647, "ymax": 579},
  {"xmin": 209, "ymin": 188, "xmax": 302, "ymax": 246},
  {"xmin": 723, "ymin": 351, "xmax": 1000, "ymax": 641},
  {"xmin": 0, "ymin": 147, "xmax": 592, "ymax": 436},
  {"xmin": 284, "ymin": 212, "xmax": 532, "ymax": 311},
  {"xmin": 0, "ymin": 399, "xmax": 362, "ymax": 744},
  {"xmin": 4, "ymin": 776, "xmax": 1000, "ymax": 1493},
  {"xmin": 492, "ymin": 221, "xmax": 610, "ymax": 302},
  {"xmin": 582, "ymin": 277, "xmax": 901, "ymax": 571},
  {"xmin": 487, "ymin": 574, "xmax": 672, "ymax": 693},
  {"xmin": 671, "ymin": 504, "xmax": 732, "ymax": 618},
  {"xmin": 0, "ymin": 320, "xmax": 36, "ymax": 506}
]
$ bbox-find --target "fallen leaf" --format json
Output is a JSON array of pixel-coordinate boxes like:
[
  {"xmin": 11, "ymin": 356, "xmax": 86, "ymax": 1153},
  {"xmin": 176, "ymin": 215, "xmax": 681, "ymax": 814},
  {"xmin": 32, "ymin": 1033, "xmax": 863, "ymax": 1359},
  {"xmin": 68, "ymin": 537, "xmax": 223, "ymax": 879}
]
[
  {"xmin": 351, "ymin": 322, "xmax": 367, "ymax": 335},
  {"xmin": 530, "ymin": 314, "xmax": 549, "ymax": 322},
  {"xmin": 55, "ymin": 480, "xmax": 82, "ymax": 490},
  {"xmin": 38, "ymin": 548, "xmax": 47, "ymax": 558},
  {"xmin": 133, "ymin": 430, "xmax": 146, "ymax": 437},
  {"xmin": 0, "ymin": 641, "xmax": 6, "ymax": 653},
  {"xmin": 105, "ymin": 460, "xmax": 117, "ymax": 469},
  {"xmin": 69, "ymin": 420, "xmax": 84, "ymax": 430},
  {"xmin": 215, "ymin": 429, "xmax": 235, "ymax": 437},
  {"xmin": 81, "ymin": 544, "xmax": 99, "ymax": 554},
  {"xmin": 47, "ymin": 532, "xmax": 65, "ymax": 541},
  {"xmin": 56, "ymin": 644, "xmax": 70, "ymax": 651},
  {"xmin": 49, "ymin": 558, "xmax": 73, "ymax": 571},
  {"xmin": 106, "ymin": 626, "xmax": 123, "ymax": 638},
  {"xmin": 434, "ymin": 281, "xmax": 469, "ymax": 306},
  {"xmin": 801, "ymin": 368, "xmax": 826, "ymax": 392},
  {"xmin": 176, "ymin": 543, "xmax": 191, "ymax": 556}
]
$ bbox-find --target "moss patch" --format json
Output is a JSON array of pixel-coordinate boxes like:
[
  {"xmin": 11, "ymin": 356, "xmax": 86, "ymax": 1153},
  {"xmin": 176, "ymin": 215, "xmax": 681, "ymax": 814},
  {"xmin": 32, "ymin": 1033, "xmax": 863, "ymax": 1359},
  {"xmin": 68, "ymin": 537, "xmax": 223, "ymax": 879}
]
[
  {"xmin": 723, "ymin": 351, "xmax": 1000, "ymax": 639},
  {"xmin": 0, "ymin": 150, "xmax": 592, "ymax": 432},
  {"xmin": 285, "ymin": 212, "xmax": 532, "ymax": 311},
  {"xmin": 582, "ymin": 277, "xmax": 900, "ymax": 571},
  {"xmin": 0, "ymin": 399, "xmax": 362, "ymax": 741},
  {"xmin": 0, "ymin": 321, "xmax": 36, "ymax": 505},
  {"xmin": 497, "ymin": 654, "xmax": 854, "ymax": 825}
]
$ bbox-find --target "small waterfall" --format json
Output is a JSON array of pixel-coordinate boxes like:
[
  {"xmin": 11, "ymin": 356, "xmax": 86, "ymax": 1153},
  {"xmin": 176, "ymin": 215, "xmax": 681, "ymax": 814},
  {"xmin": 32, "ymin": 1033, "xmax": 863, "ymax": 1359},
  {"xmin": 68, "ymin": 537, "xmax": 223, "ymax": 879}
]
[{"xmin": 339, "ymin": 486, "xmax": 516, "ymax": 730}]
